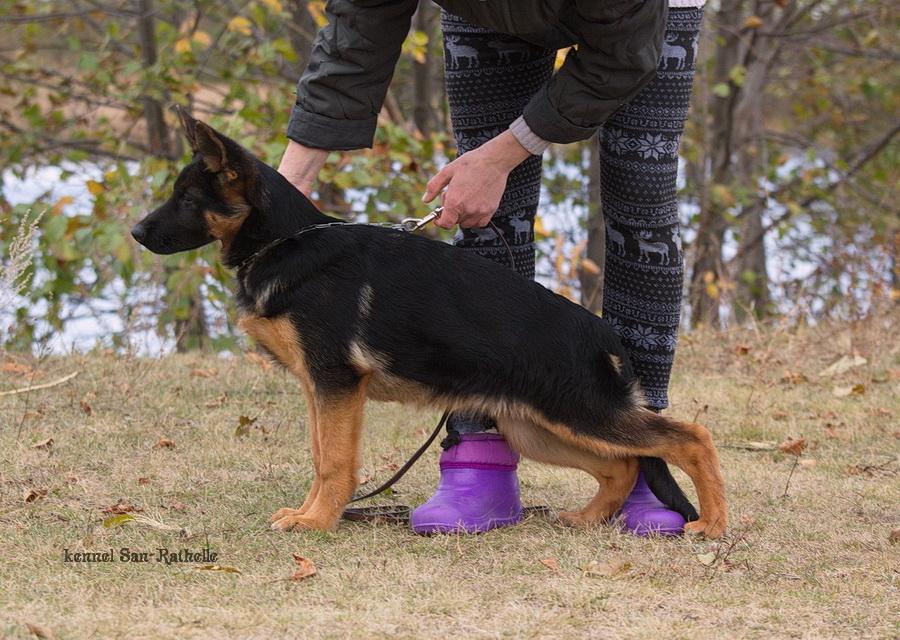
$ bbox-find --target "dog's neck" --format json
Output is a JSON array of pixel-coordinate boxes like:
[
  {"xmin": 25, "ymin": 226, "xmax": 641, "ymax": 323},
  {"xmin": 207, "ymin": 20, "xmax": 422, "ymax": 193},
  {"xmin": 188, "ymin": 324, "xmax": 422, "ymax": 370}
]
[{"xmin": 223, "ymin": 161, "xmax": 339, "ymax": 269}]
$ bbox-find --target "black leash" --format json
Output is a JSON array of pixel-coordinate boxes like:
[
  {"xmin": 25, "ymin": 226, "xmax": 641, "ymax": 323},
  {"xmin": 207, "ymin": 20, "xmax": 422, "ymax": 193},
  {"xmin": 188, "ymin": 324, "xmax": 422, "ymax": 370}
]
[{"xmin": 341, "ymin": 411, "xmax": 449, "ymax": 524}]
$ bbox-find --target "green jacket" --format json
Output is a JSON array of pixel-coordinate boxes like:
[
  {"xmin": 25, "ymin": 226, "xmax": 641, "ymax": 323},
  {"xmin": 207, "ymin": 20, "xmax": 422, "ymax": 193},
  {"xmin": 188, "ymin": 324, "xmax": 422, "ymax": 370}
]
[{"xmin": 287, "ymin": 1, "xmax": 667, "ymax": 150}]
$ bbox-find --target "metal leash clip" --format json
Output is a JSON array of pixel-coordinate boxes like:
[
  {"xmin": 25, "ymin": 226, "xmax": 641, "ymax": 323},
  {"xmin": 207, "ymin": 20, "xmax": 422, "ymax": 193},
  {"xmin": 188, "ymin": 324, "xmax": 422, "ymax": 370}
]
[{"xmin": 400, "ymin": 206, "xmax": 443, "ymax": 232}]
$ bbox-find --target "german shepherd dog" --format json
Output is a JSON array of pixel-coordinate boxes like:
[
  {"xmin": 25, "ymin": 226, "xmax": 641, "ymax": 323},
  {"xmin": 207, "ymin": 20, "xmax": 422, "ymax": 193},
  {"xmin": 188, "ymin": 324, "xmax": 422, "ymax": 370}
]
[{"xmin": 131, "ymin": 108, "xmax": 727, "ymax": 538}]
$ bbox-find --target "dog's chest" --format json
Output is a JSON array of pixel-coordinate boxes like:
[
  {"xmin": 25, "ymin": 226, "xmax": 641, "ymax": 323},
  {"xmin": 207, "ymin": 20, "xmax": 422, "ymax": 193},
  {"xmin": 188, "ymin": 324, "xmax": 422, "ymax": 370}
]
[{"xmin": 238, "ymin": 314, "xmax": 313, "ymax": 387}]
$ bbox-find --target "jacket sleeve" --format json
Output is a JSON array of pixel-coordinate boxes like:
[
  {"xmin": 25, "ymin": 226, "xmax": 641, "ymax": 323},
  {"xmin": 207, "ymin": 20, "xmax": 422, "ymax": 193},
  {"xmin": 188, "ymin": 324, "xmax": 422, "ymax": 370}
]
[
  {"xmin": 521, "ymin": 1, "xmax": 667, "ymax": 145},
  {"xmin": 287, "ymin": 0, "xmax": 417, "ymax": 150}
]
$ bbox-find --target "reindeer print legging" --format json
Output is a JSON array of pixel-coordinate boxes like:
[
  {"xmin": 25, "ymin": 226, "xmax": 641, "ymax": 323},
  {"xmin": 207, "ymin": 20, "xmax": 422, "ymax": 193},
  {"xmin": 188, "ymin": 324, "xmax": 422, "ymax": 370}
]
[{"xmin": 442, "ymin": 6, "xmax": 705, "ymax": 439}]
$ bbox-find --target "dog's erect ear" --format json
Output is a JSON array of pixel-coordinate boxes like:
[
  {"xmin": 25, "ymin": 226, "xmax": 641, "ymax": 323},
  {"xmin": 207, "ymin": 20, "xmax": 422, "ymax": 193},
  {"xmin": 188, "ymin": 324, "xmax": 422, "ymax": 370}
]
[
  {"xmin": 172, "ymin": 104, "xmax": 199, "ymax": 150},
  {"xmin": 194, "ymin": 122, "xmax": 238, "ymax": 179}
]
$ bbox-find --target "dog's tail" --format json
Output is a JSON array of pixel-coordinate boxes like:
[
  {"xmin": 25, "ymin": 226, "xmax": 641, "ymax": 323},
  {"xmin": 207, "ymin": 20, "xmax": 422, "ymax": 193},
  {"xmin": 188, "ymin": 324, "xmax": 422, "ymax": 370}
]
[{"xmin": 638, "ymin": 456, "xmax": 699, "ymax": 522}]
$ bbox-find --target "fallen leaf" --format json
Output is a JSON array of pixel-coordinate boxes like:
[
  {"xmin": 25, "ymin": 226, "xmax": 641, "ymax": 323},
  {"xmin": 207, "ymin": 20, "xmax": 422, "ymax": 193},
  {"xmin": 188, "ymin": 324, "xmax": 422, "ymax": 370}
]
[
  {"xmin": 24, "ymin": 622, "xmax": 52, "ymax": 639},
  {"xmin": 102, "ymin": 500, "xmax": 141, "ymax": 514},
  {"xmin": 735, "ymin": 440, "xmax": 778, "ymax": 451},
  {"xmin": 781, "ymin": 371, "xmax": 808, "ymax": 384},
  {"xmin": 735, "ymin": 344, "xmax": 751, "ymax": 355},
  {"xmin": 582, "ymin": 558, "xmax": 631, "ymax": 577},
  {"xmin": 539, "ymin": 557, "xmax": 560, "ymax": 573},
  {"xmin": 197, "ymin": 564, "xmax": 242, "ymax": 574},
  {"xmin": 799, "ymin": 458, "xmax": 817, "ymax": 468},
  {"xmin": 24, "ymin": 488, "xmax": 48, "ymax": 503},
  {"xmin": 79, "ymin": 400, "xmax": 92, "ymax": 416},
  {"xmin": 376, "ymin": 462, "xmax": 399, "ymax": 472},
  {"xmin": 832, "ymin": 384, "xmax": 865, "ymax": 398},
  {"xmin": 889, "ymin": 529, "xmax": 900, "ymax": 545},
  {"xmin": 771, "ymin": 410, "xmax": 789, "ymax": 421},
  {"xmin": 696, "ymin": 552, "xmax": 717, "ymax": 566},
  {"xmin": 206, "ymin": 393, "xmax": 228, "ymax": 409},
  {"xmin": 823, "ymin": 427, "xmax": 841, "ymax": 440},
  {"xmin": 191, "ymin": 368, "xmax": 217, "ymax": 378},
  {"xmin": 155, "ymin": 437, "xmax": 176, "ymax": 449},
  {"xmin": 2, "ymin": 361, "xmax": 34, "ymax": 375},
  {"xmin": 290, "ymin": 554, "xmax": 317, "ymax": 581},
  {"xmin": 819, "ymin": 354, "xmax": 866, "ymax": 378},
  {"xmin": 779, "ymin": 437, "xmax": 807, "ymax": 456},
  {"xmin": 235, "ymin": 415, "xmax": 256, "ymax": 437},
  {"xmin": 169, "ymin": 501, "xmax": 188, "ymax": 513},
  {"xmin": 102, "ymin": 513, "xmax": 135, "ymax": 528},
  {"xmin": 138, "ymin": 477, "xmax": 150, "ymax": 485},
  {"xmin": 31, "ymin": 437, "xmax": 54, "ymax": 450}
]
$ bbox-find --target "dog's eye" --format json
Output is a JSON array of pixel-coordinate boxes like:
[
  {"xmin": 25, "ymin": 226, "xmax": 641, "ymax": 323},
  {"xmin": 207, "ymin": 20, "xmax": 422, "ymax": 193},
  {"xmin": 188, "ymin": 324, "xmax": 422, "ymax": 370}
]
[{"xmin": 181, "ymin": 194, "xmax": 195, "ymax": 207}]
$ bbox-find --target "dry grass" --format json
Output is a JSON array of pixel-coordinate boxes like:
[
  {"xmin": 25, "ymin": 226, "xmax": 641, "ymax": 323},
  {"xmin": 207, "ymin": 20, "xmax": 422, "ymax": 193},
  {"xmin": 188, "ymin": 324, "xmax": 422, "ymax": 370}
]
[{"xmin": 1, "ymin": 315, "xmax": 898, "ymax": 639}]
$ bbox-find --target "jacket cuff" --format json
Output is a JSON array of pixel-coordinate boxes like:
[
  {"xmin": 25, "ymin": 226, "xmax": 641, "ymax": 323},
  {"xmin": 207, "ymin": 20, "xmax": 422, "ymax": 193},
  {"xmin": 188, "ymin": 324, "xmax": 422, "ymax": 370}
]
[
  {"xmin": 522, "ymin": 86, "xmax": 600, "ymax": 145},
  {"xmin": 286, "ymin": 104, "xmax": 377, "ymax": 151},
  {"xmin": 509, "ymin": 116, "xmax": 551, "ymax": 156}
]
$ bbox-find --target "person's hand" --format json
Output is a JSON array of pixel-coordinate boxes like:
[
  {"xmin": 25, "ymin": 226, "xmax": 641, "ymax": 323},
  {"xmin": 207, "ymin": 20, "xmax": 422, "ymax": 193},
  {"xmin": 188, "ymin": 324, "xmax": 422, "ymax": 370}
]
[
  {"xmin": 423, "ymin": 130, "xmax": 531, "ymax": 229},
  {"xmin": 278, "ymin": 139, "xmax": 330, "ymax": 197}
]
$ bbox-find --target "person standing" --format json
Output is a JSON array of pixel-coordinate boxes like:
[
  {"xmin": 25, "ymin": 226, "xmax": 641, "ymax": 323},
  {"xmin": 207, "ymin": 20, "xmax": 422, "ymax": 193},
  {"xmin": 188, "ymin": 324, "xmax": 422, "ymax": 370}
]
[{"xmin": 278, "ymin": 0, "xmax": 706, "ymax": 536}]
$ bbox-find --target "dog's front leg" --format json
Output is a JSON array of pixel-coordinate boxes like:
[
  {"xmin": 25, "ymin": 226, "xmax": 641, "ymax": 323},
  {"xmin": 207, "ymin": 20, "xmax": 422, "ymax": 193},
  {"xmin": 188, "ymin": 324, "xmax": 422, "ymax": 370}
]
[
  {"xmin": 271, "ymin": 380, "xmax": 367, "ymax": 532},
  {"xmin": 270, "ymin": 386, "xmax": 321, "ymax": 523}
]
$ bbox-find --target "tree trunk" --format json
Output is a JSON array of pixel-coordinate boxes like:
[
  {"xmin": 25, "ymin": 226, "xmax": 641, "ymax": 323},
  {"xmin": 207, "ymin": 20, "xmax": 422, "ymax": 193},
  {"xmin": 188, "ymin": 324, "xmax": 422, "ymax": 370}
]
[
  {"xmin": 688, "ymin": 0, "xmax": 743, "ymax": 328},
  {"xmin": 734, "ymin": 204, "xmax": 770, "ymax": 320},
  {"xmin": 136, "ymin": 0, "xmax": 171, "ymax": 158},
  {"xmin": 412, "ymin": 2, "xmax": 437, "ymax": 136},
  {"xmin": 580, "ymin": 133, "xmax": 605, "ymax": 312},
  {"xmin": 732, "ymin": 0, "xmax": 776, "ymax": 323}
]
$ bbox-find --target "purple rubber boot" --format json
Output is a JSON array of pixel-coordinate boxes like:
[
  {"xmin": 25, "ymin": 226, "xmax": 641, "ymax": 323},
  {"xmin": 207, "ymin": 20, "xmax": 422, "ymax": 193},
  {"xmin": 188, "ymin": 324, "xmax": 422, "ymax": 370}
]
[
  {"xmin": 617, "ymin": 471, "xmax": 686, "ymax": 537},
  {"xmin": 411, "ymin": 433, "xmax": 523, "ymax": 534}
]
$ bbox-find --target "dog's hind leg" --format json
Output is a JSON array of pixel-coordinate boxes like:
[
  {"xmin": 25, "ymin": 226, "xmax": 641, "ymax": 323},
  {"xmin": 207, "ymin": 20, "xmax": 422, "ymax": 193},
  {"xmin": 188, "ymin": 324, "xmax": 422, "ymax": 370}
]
[
  {"xmin": 513, "ymin": 411, "xmax": 727, "ymax": 539},
  {"xmin": 628, "ymin": 414, "xmax": 727, "ymax": 539},
  {"xmin": 498, "ymin": 418, "xmax": 638, "ymax": 527},
  {"xmin": 271, "ymin": 379, "xmax": 368, "ymax": 532},
  {"xmin": 547, "ymin": 410, "xmax": 727, "ymax": 538}
]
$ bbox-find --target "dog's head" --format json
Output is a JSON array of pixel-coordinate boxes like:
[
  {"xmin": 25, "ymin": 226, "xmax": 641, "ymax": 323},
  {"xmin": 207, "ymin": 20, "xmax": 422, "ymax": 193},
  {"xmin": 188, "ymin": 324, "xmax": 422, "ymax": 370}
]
[{"xmin": 131, "ymin": 106, "xmax": 258, "ymax": 254}]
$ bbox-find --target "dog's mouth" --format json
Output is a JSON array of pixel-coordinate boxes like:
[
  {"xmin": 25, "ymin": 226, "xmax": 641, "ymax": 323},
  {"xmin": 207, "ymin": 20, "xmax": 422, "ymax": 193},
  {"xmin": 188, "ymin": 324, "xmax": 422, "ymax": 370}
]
[{"xmin": 130, "ymin": 220, "xmax": 213, "ymax": 255}]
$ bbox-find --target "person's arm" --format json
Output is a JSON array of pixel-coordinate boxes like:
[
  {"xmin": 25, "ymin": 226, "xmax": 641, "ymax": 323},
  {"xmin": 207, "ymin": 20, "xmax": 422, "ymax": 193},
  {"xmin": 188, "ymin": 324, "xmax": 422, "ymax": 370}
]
[
  {"xmin": 516, "ymin": 1, "xmax": 667, "ymax": 148},
  {"xmin": 286, "ymin": 0, "xmax": 418, "ymax": 152},
  {"xmin": 425, "ymin": 2, "xmax": 666, "ymax": 229}
]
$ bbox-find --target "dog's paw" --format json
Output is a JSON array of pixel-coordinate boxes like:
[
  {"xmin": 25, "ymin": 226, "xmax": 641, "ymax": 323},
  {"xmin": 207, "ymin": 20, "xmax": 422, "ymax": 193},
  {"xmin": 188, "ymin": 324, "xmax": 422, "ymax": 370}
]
[
  {"xmin": 270, "ymin": 512, "xmax": 335, "ymax": 532},
  {"xmin": 684, "ymin": 518, "xmax": 726, "ymax": 539},
  {"xmin": 269, "ymin": 507, "xmax": 303, "ymax": 523},
  {"xmin": 557, "ymin": 510, "xmax": 590, "ymax": 528}
]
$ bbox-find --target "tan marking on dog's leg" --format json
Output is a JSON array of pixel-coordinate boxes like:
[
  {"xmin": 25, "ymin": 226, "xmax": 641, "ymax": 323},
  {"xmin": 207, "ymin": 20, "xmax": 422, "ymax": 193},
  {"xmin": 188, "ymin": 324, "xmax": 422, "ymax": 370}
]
[
  {"xmin": 498, "ymin": 418, "xmax": 638, "ymax": 527},
  {"xmin": 508, "ymin": 413, "xmax": 727, "ymax": 538},
  {"xmin": 557, "ymin": 457, "xmax": 638, "ymax": 527},
  {"xmin": 238, "ymin": 315, "xmax": 331, "ymax": 526},
  {"xmin": 271, "ymin": 379, "xmax": 368, "ymax": 532},
  {"xmin": 641, "ymin": 422, "xmax": 727, "ymax": 539},
  {"xmin": 269, "ymin": 385, "xmax": 321, "ymax": 522}
]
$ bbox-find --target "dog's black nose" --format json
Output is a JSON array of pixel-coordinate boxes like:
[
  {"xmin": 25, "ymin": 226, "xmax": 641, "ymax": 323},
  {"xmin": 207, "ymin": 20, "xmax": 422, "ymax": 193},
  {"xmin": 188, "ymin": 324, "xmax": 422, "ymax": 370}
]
[{"xmin": 131, "ymin": 222, "xmax": 147, "ymax": 244}]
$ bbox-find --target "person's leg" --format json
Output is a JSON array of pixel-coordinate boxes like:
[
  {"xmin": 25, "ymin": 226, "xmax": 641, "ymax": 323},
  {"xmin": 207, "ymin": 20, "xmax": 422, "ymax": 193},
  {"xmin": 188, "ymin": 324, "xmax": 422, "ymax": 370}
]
[
  {"xmin": 443, "ymin": 11, "xmax": 553, "ymax": 439},
  {"xmin": 600, "ymin": 5, "xmax": 705, "ymax": 535},
  {"xmin": 410, "ymin": 12, "xmax": 554, "ymax": 534}
]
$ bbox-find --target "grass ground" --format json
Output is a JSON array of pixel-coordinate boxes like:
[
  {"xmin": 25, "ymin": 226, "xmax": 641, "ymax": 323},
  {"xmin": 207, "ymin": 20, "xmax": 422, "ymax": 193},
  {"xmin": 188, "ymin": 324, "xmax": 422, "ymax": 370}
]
[{"xmin": 1, "ymin": 316, "xmax": 898, "ymax": 639}]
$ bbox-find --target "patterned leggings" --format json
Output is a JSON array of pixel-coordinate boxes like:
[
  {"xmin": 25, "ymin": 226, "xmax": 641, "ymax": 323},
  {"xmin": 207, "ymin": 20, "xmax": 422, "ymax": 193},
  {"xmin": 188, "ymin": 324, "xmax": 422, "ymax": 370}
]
[{"xmin": 442, "ymin": 7, "xmax": 704, "ymax": 438}]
